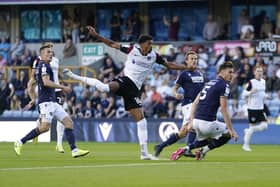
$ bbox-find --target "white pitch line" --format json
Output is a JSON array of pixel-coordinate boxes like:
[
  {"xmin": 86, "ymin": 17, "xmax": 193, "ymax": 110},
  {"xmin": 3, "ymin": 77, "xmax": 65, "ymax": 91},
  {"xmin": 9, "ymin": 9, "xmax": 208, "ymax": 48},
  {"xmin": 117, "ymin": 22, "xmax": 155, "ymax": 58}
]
[
  {"xmin": 0, "ymin": 161, "xmax": 280, "ymax": 172},
  {"xmin": 0, "ymin": 162, "xmax": 177, "ymax": 172}
]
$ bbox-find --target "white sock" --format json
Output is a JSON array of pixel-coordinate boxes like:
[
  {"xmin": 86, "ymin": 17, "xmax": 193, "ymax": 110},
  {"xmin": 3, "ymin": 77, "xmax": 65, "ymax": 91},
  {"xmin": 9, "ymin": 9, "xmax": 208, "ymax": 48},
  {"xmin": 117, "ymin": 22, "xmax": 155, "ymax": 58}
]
[
  {"xmin": 202, "ymin": 146, "xmax": 210, "ymax": 154},
  {"xmin": 244, "ymin": 127, "xmax": 254, "ymax": 146},
  {"xmin": 251, "ymin": 122, "xmax": 268, "ymax": 132},
  {"xmin": 137, "ymin": 118, "xmax": 148, "ymax": 155},
  {"xmin": 56, "ymin": 121, "xmax": 65, "ymax": 146},
  {"xmin": 69, "ymin": 72, "xmax": 110, "ymax": 92}
]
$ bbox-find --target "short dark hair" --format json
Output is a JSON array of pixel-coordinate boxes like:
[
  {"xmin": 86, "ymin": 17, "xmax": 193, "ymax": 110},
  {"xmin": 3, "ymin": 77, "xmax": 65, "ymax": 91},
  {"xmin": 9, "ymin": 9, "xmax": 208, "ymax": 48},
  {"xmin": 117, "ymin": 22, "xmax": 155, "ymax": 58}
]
[
  {"xmin": 184, "ymin": 51, "xmax": 197, "ymax": 60},
  {"xmin": 138, "ymin": 34, "xmax": 153, "ymax": 44},
  {"xmin": 218, "ymin": 61, "xmax": 234, "ymax": 73}
]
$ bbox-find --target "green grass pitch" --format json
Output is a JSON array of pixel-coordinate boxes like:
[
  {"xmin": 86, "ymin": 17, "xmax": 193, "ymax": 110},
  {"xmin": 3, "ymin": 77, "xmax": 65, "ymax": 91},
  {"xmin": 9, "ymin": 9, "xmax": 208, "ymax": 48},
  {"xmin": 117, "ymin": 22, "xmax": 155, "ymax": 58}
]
[{"xmin": 0, "ymin": 142, "xmax": 280, "ymax": 187}]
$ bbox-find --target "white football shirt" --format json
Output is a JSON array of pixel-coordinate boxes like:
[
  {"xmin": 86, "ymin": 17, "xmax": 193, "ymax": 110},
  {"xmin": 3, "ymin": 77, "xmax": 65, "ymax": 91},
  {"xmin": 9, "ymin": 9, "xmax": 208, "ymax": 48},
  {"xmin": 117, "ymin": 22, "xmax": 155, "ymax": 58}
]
[
  {"xmin": 246, "ymin": 78, "xmax": 266, "ymax": 110},
  {"xmin": 121, "ymin": 45, "xmax": 164, "ymax": 89}
]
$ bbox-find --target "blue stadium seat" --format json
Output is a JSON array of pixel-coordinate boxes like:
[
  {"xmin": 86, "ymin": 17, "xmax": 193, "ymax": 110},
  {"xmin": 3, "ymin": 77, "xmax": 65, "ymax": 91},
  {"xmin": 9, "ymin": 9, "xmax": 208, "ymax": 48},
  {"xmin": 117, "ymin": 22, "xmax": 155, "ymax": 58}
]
[
  {"xmin": 73, "ymin": 85, "xmax": 83, "ymax": 100},
  {"xmin": 31, "ymin": 111, "xmax": 39, "ymax": 118},
  {"xmin": 206, "ymin": 65, "xmax": 217, "ymax": 80},
  {"xmin": 11, "ymin": 110, "xmax": 22, "ymax": 117},
  {"xmin": 22, "ymin": 111, "xmax": 33, "ymax": 118},
  {"xmin": 1, "ymin": 110, "xmax": 13, "ymax": 117}
]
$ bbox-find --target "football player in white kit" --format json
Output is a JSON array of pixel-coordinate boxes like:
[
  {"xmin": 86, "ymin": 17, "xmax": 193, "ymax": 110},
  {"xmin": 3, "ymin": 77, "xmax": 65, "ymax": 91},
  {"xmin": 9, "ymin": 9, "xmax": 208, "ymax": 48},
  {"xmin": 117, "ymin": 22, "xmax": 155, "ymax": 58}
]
[
  {"xmin": 242, "ymin": 66, "xmax": 268, "ymax": 151},
  {"xmin": 26, "ymin": 42, "xmax": 65, "ymax": 153},
  {"xmin": 63, "ymin": 26, "xmax": 189, "ymax": 160}
]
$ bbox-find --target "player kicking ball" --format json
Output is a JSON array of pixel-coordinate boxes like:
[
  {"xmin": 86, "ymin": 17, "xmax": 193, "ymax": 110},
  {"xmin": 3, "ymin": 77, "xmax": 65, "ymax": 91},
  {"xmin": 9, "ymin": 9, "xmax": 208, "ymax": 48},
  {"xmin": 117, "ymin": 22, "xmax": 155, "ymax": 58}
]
[{"xmin": 63, "ymin": 25, "xmax": 189, "ymax": 160}]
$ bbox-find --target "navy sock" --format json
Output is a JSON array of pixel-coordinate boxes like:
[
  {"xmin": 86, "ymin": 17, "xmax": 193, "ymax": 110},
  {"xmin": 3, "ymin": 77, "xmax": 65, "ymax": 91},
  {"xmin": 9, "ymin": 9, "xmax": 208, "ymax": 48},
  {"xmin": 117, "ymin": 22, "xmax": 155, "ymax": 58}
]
[
  {"xmin": 65, "ymin": 128, "xmax": 77, "ymax": 150},
  {"xmin": 208, "ymin": 134, "xmax": 231, "ymax": 150},
  {"xmin": 21, "ymin": 128, "xmax": 40, "ymax": 144},
  {"xmin": 159, "ymin": 133, "xmax": 179, "ymax": 149},
  {"xmin": 187, "ymin": 130, "xmax": 196, "ymax": 146},
  {"xmin": 189, "ymin": 139, "xmax": 209, "ymax": 150}
]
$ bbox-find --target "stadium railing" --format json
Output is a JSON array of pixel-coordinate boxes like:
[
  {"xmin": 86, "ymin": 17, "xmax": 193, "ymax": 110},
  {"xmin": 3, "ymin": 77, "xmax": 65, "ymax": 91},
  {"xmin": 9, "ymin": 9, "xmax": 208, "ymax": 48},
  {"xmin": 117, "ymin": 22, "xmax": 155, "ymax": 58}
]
[{"xmin": 2, "ymin": 65, "xmax": 97, "ymax": 84}]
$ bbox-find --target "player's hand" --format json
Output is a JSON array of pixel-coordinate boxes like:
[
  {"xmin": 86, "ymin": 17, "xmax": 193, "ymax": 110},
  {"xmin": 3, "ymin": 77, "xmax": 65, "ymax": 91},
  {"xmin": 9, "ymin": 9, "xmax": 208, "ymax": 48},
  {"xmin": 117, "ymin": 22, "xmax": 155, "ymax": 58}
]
[
  {"xmin": 87, "ymin": 25, "xmax": 98, "ymax": 36},
  {"xmin": 175, "ymin": 93, "xmax": 183, "ymax": 100},
  {"xmin": 229, "ymin": 130, "xmax": 238, "ymax": 142},
  {"xmin": 62, "ymin": 85, "xmax": 71, "ymax": 93}
]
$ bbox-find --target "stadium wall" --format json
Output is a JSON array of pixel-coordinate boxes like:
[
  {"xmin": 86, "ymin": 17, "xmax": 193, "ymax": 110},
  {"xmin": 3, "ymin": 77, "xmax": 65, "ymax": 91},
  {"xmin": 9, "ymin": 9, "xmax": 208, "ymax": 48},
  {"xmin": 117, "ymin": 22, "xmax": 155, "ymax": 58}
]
[{"xmin": 0, "ymin": 118, "xmax": 279, "ymax": 144}]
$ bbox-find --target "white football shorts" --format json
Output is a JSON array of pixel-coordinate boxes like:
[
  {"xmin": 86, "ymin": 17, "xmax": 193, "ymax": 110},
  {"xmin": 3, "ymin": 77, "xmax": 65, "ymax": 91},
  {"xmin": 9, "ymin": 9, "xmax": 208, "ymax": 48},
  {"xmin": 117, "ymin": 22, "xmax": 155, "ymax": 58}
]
[
  {"xmin": 192, "ymin": 119, "xmax": 228, "ymax": 141},
  {"xmin": 39, "ymin": 102, "xmax": 68, "ymax": 123},
  {"xmin": 181, "ymin": 103, "xmax": 193, "ymax": 126}
]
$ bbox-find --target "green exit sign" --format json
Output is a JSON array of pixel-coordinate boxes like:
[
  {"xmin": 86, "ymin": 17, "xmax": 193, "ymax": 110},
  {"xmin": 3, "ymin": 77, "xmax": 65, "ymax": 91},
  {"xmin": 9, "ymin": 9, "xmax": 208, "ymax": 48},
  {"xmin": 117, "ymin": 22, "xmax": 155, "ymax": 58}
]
[{"xmin": 83, "ymin": 44, "xmax": 104, "ymax": 56}]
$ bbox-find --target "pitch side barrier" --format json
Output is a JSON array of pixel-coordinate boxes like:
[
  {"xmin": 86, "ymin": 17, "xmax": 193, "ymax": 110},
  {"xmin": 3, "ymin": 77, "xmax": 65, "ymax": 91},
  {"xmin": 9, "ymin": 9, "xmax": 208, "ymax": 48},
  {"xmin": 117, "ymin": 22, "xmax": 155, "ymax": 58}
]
[{"xmin": 0, "ymin": 118, "xmax": 279, "ymax": 144}]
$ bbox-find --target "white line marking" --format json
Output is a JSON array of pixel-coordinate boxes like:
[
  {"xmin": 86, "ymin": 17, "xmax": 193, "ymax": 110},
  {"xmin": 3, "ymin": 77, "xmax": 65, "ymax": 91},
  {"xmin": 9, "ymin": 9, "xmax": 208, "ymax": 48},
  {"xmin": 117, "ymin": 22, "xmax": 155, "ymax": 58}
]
[
  {"xmin": 0, "ymin": 163, "xmax": 177, "ymax": 172},
  {"xmin": 0, "ymin": 162, "xmax": 280, "ymax": 172}
]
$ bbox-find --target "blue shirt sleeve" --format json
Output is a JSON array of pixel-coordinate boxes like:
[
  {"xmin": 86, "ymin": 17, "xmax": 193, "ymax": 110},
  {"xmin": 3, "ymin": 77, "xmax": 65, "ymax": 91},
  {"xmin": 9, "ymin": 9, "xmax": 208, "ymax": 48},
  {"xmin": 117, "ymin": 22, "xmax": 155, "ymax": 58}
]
[{"xmin": 220, "ymin": 82, "xmax": 230, "ymax": 98}]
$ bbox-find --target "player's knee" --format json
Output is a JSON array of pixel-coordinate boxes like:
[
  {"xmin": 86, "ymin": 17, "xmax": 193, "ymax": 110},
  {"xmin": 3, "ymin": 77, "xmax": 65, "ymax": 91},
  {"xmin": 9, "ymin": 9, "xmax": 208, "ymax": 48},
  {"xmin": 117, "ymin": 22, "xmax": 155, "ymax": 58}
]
[
  {"xmin": 178, "ymin": 126, "xmax": 188, "ymax": 138},
  {"xmin": 178, "ymin": 132, "xmax": 186, "ymax": 138},
  {"xmin": 62, "ymin": 117, "xmax": 73, "ymax": 129}
]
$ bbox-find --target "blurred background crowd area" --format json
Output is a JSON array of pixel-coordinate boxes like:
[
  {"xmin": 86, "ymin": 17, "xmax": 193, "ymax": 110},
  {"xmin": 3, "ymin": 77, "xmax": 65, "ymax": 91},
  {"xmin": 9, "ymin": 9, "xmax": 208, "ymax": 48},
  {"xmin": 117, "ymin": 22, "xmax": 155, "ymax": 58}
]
[{"xmin": 0, "ymin": 0, "xmax": 279, "ymax": 120}]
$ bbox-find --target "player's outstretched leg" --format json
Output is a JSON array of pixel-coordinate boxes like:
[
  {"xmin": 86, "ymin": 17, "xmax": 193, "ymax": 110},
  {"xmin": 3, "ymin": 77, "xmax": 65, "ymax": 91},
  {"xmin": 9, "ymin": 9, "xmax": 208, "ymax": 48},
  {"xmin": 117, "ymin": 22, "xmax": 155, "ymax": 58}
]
[
  {"xmin": 63, "ymin": 68, "xmax": 109, "ymax": 92},
  {"xmin": 154, "ymin": 133, "xmax": 180, "ymax": 157}
]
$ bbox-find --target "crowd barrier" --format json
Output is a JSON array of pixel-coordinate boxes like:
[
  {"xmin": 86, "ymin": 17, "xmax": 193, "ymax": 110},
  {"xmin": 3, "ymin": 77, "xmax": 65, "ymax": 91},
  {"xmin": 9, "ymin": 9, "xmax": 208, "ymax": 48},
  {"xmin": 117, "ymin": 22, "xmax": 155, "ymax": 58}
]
[{"xmin": 0, "ymin": 118, "xmax": 279, "ymax": 144}]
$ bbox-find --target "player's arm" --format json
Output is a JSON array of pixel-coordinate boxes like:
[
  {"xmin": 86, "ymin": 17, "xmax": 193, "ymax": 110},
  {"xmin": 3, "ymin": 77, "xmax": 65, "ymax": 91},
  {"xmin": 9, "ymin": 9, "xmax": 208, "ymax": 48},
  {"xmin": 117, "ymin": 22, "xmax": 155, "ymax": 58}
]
[
  {"xmin": 220, "ymin": 96, "xmax": 238, "ymax": 141},
  {"xmin": 243, "ymin": 81, "xmax": 256, "ymax": 97},
  {"xmin": 27, "ymin": 78, "xmax": 36, "ymax": 102},
  {"xmin": 42, "ymin": 74, "xmax": 70, "ymax": 93},
  {"xmin": 173, "ymin": 84, "xmax": 183, "ymax": 100},
  {"xmin": 156, "ymin": 54, "xmax": 187, "ymax": 70},
  {"xmin": 87, "ymin": 26, "xmax": 120, "ymax": 50},
  {"xmin": 27, "ymin": 68, "xmax": 37, "ymax": 101}
]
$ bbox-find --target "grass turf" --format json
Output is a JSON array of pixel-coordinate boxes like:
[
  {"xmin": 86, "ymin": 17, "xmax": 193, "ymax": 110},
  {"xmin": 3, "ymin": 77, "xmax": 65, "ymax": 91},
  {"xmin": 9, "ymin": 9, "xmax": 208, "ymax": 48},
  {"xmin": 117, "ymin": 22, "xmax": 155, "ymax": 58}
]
[{"xmin": 0, "ymin": 142, "xmax": 279, "ymax": 187}]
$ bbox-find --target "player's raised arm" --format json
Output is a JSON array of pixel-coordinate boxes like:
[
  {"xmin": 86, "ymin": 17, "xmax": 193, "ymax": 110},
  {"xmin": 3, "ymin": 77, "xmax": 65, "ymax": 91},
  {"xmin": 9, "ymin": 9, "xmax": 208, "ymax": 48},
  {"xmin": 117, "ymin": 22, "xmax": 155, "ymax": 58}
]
[
  {"xmin": 157, "ymin": 54, "xmax": 187, "ymax": 70},
  {"xmin": 87, "ymin": 25, "xmax": 121, "ymax": 49}
]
